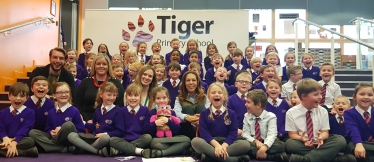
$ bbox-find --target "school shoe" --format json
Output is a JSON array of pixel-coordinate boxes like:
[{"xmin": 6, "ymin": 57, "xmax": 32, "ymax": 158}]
[
  {"xmin": 333, "ymin": 154, "xmax": 357, "ymax": 162},
  {"xmin": 290, "ymin": 154, "xmax": 310, "ymax": 162},
  {"xmin": 22, "ymin": 146, "xmax": 39, "ymax": 157},
  {"xmin": 109, "ymin": 147, "xmax": 119, "ymax": 156},
  {"xmin": 184, "ymin": 146, "xmax": 197, "ymax": 156},
  {"xmin": 99, "ymin": 147, "xmax": 109, "ymax": 157},
  {"xmin": 238, "ymin": 154, "xmax": 250, "ymax": 162},
  {"xmin": 274, "ymin": 152, "xmax": 289, "ymax": 162},
  {"xmin": 141, "ymin": 149, "xmax": 152, "ymax": 158}
]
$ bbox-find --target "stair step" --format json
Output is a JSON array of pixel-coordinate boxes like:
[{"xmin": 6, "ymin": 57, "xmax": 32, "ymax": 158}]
[
  {"xmin": 0, "ymin": 92, "xmax": 8, "ymax": 101},
  {"xmin": 335, "ymin": 75, "xmax": 372, "ymax": 82},
  {"xmin": 16, "ymin": 77, "xmax": 29, "ymax": 84},
  {"xmin": 4, "ymin": 84, "xmax": 11, "ymax": 92},
  {"xmin": 341, "ymin": 88, "xmax": 354, "ymax": 97},
  {"xmin": 335, "ymin": 69, "xmax": 372, "ymax": 75},
  {"xmin": 0, "ymin": 101, "xmax": 10, "ymax": 111}
]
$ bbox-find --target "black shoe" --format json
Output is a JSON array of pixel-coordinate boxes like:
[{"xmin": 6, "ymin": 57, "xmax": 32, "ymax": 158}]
[
  {"xmin": 238, "ymin": 154, "xmax": 250, "ymax": 162},
  {"xmin": 290, "ymin": 154, "xmax": 310, "ymax": 162},
  {"xmin": 184, "ymin": 146, "xmax": 197, "ymax": 156},
  {"xmin": 274, "ymin": 152, "xmax": 289, "ymax": 162},
  {"xmin": 23, "ymin": 146, "xmax": 39, "ymax": 157},
  {"xmin": 333, "ymin": 154, "xmax": 357, "ymax": 162}
]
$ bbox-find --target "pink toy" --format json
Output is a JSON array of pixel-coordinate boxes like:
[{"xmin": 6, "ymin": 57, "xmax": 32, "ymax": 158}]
[{"xmin": 150, "ymin": 104, "xmax": 181, "ymax": 138}]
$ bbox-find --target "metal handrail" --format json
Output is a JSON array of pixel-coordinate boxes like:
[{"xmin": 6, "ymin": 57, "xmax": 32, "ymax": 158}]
[
  {"xmin": 292, "ymin": 18, "xmax": 374, "ymax": 50},
  {"xmin": 349, "ymin": 17, "xmax": 374, "ymax": 24},
  {"xmin": 0, "ymin": 17, "xmax": 55, "ymax": 36}
]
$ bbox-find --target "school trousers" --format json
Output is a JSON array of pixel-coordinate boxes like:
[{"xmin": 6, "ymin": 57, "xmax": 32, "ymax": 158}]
[
  {"xmin": 109, "ymin": 134, "xmax": 152, "ymax": 155},
  {"xmin": 150, "ymin": 135, "xmax": 191, "ymax": 156},
  {"xmin": 191, "ymin": 137, "xmax": 251, "ymax": 162},
  {"xmin": 29, "ymin": 121, "xmax": 76, "ymax": 152},
  {"xmin": 286, "ymin": 134, "xmax": 346, "ymax": 162},
  {"xmin": 346, "ymin": 141, "xmax": 374, "ymax": 161},
  {"xmin": 247, "ymin": 138, "xmax": 286, "ymax": 160},
  {"xmin": 0, "ymin": 137, "xmax": 35, "ymax": 157}
]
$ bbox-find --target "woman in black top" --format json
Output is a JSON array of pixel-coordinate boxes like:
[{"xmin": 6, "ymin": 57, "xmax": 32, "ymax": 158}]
[{"xmin": 74, "ymin": 54, "xmax": 124, "ymax": 121}]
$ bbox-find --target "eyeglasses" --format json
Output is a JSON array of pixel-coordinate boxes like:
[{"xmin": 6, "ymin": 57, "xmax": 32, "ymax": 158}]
[
  {"xmin": 236, "ymin": 80, "xmax": 251, "ymax": 85},
  {"xmin": 55, "ymin": 91, "xmax": 70, "ymax": 96}
]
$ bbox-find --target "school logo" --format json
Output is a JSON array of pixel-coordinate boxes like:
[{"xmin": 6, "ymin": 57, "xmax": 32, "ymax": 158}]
[
  {"xmin": 65, "ymin": 117, "xmax": 72, "ymax": 122},
  {"xmin": 139, "ymin": 116, "xmax": 145, "ymax": 121},
  {"xmin": 44, "ymin": 112, "xmax": 48, "ymax": 116},
  {"xmin": 20, "ymin": 118, "xmax": 24, "ymax": 122},
  {"xmin": 313, "ymin": 72, "xmax": 317, "ymax": 75},
  {"xmin": 122, "ymin": 15, "xmax": 154, "ymax": 47},
  {"xmin": 105, "ymin": 119, "xmax": 112, "ymax": 124},
  {"xmin": 282, "ymin": 109, "xmax": 286, "ymax": 113},
  {"xmin": 224, "ymin": 118, "xmax": 231, "ymax": 125}
]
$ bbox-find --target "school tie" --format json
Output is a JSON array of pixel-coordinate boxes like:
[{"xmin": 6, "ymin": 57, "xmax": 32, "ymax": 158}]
[
  {"xmin": 88, "ymin": 68, "xmax": 91, "ymax": 75},
  {"xmin": 307, "ymin": 67, "xmax": 311, "ymax": 71},
  {"xmin": 130, "ymin": 109, "xmax": 136, "ymax": 116},
  {"xmin": 12, "ymin": 110, "xmax": 18, "ymax": 116},
  {"xmin": 215, "ymin": 109, "xmax": 221, "ymax": 117},
  {"xmin": 338, "ymin": 116, "xmax": 344, "ymax": 124},
  {"xmin": 241, "ymin": 94, "xmax": 245, "ymax": 100},
  {"xmin": 293, "ymin": 83, "xmax": 297, "ymax": 91},
  {"xmin": 363, "ymin": 112, "xmax": 374, "ymax": 142},
  {"xmin": 36, "ymin": 99, "xmax": 42, "ymax": 108},
  {"xmin": 102, "ymin": 107, "xmax": 107, "ymax": 115},
  {"xmin": 320, "ymin": 84, "xmax": 327, "ymax": 105},
  {"xmin": 141, "ymin": 55, "xmax": 144, "ymax": 64},
  {"xmin": 172, "ymin": 80, "xmax": 177, "ymax": 88},
  {"xmin": 255, "ymin": 118, "xmax": 262, "ymax": 141},
  {"xmin": 57, "ymin": 109, "xmax": 62, "ymax": 114},
  {"xmin": 306, "ymin": 111, "xmax": 314, "ymax": 141},
  {"xmin": 248, "ymin": 60, "xmax": 251, "ymax": 67},
  {"xmin": 236, "ymin": 64, "xmax": 240, "ymax": 71},
  {"xmin": 272, "ymin": 99, "xmax": 277, "ymax": 107}
]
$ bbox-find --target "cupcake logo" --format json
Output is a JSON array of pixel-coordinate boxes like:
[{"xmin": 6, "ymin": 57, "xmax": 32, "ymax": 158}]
[
  {"xmin": 224, "ymin": 119, "xmax": 231, "ymax": 125},
  {"xmin": 105, "ymin": 119, "xmax": 112, "ymax": 124},
  {"xmin": 65, "ymin": 117, "xmax": 72, "ymax": 122},
  {"xmin": 122, "ymin": 15, "xmax": 154, "ymax": 47},
  {"xmin": 44, "ymin": 112, "xmax": 48, "ymax": 116},
  {"xmin": 20, "ymin": 118, "xmax": 24, "ymax": 122}
]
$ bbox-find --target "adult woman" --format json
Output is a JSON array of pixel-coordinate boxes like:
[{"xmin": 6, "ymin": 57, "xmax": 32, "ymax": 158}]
[
  {"xmin": 74, "ymin": 54, "xmax": 124, "ymax": 121},
  {"xmin": 174, "ymin": 71, "xmax": 210, "ymax": 140},
  {"xmin": 124, "ymin": 65, "xmax": 157, "ymax": 108}
]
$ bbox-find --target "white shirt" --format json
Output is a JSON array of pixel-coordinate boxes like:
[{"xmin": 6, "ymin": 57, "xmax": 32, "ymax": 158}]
[
  {"xmin": 261, "ymin": 81, "xmax": 267, "ymax": 88},
  {"xmin": 157, "ymin": 80, "xmax": 164, "ymax": 87},
  {"xmin": 335, "ymin": 114, "xmax": 344, "ymax": 123},
  {"xmin": 123, "ymin": 92, "xmax": 149, "ymax": 107},
  {"xmin": 127, "ymin": 104, "xmax": 140, "ymax": 114},
  {"xmin": 355, "ymin": 105, "xmax": 372, "ymax": 118},
  {"xmin": 137, "ymin": 52, "xmax": 147, "ymax": 64},
  {"xmin": 101, "ymin": 104, "xmax": 116, "ymax": 114},
  {"xmin": 231, "ymin": 63, "xmax": 243, "ymax": 70},
  {"xmin": 170, "ymin": 79, "xmax": 180, "ymax": 86},
  {"xmin": 275, "ymin": 66, "xmax": 282, "ymax": 76},
  {"xmin": 303, "ymin": 66, "xmax": 312, "ymax": 70},
  {"xmin": 318, "ymin": 80, "xmax": 342, "ymax": 108},
  {"xmin": 281, "ymin": 80, "xmax": 297, "ymax": 100},
  {"xmin": 180, "ymin": 64, "xmax": 187, "ymax": 71},
  {"xmin": 286, "ymin": 104, "xmax": 330, "ymax": 140},
  {"xmin": 212, "ymin": 106, "xmax": 226, "ymax": 116},
  {"xmin": 236, "ymin": 92, "xmax": 248, "ymax": 99},
  {"xmin": 267, "ymin": 98, "xmax": 282, "ymax": 107},
  {"xmin": 55, "ymin": 103, "xmax": 72, "ymax": 113},
  {"xmin": 31, "ymin": 95, "xmax": 46, "ymax": 107},
  {"xmin": 9, "ymin": 105, "xmax": 26, "ymax": 115},
  {"xmin": 242, "ymin": 110, "xmax": 277, "ymax": 148}
]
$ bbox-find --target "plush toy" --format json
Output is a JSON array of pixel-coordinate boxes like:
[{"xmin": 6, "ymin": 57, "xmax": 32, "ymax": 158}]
[{"xmin": 150, "ymin": 104, "xmax": 181, "ymax": 138}]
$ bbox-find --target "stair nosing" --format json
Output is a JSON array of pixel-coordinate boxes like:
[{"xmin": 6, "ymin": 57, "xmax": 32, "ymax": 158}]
[
  {"xmin": 335, "ymin": 81, "xmax": 368, "ymax": 83},
  {"xmin": 335, "ymin": 74, "xmax": 373, "ymax": 76}
]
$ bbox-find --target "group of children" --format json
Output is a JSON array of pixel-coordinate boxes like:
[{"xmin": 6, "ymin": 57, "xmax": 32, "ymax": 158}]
[{"xmin": 1, "ymin": 37, "xmax": 374, "ymax": 162}]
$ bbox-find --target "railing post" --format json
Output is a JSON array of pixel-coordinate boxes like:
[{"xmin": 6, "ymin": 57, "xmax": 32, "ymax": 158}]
[
  {"xmin": 331, "ymin": 36, "xmax": 335, "ymax": 81},
  {"xmin": 356, "ymin": 21, "xmax": 362, "ymax": 69},
  {"xmin": 295, "ymin": 23, "xmax": 298, "ymax": 65},
  {"xmin": 305, "ymin": 25, "xmax": 309, "ymax": 54}
]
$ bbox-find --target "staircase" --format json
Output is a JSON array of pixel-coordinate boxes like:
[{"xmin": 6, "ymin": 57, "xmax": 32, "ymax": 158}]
[
  {"xmin": 335, "ymin": 69, "xmax": 373, "ymax": 105},
  {"xmin": 0, "ymin": 63, "xmax": 35, "ymax": 111}
]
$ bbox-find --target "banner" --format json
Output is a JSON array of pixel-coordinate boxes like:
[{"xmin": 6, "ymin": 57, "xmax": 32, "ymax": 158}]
[{"xmin": 84, "ymin": 10, "xmax": 249, "ymax": 59}]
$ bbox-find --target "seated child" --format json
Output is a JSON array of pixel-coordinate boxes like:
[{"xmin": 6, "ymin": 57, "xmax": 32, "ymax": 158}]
[
  {"xmin": 265, "ymin": 52, "xmax": 282, "ymax": 81},
  {"xmin": 248, "ymin": 57, "xmax": 263, "ymax": 85},
  {"xmin": 214, "ymin": 67, "xmax": 237, "ymax": 96},
  {"xmin": 65, "ymin": 64, "xmax": 82, "ymax": 88},
  {"xmin": 243, "ymin": 90, "xmax": 288, "ymax": 161},
  {"xmin": 281, "ymin": 65, "xmax": 303, "ymax": 105},
  {"xmin": 329, "ymin": 95, "xmax": 350, "ymax": 137},
  {"xmin": 318, "ymin": 63, "xmax": 342, "ymax": 112},
  {"xmin": 290, "ymin": 90, "xmax": 301, "ymax": 107},
  {"xmin": 251, "ymin": 65, "xmax": 275, "ymax": 92},
  {"xmin": 205, "ymin": 53, "xmax": 224, "ymax": 85},
  {"xmin": 188, "ymin": 62, "xmax": 208, "ymax": 93},
  {"xmin": 226, "ymin": 49, "xmax": 245, "ymax": 85}
]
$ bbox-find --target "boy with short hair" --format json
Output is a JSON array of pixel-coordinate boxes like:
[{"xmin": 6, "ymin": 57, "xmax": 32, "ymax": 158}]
[
  {"xmin": 285, "ymin": 78, "xmax": 355, "ymax": 162},
  {"xmin": 205, "ymin": 53, "xmax": 224, "ymax": 85},
  {"xmin": 318, "ymin": 63, "xmax": 342, "ymax": 111},
  {"xmin": 64, "ymin": 64, "xmax": 82, "ymax": 88},
  {"xmin": 0, "ymin": 82, "xmax": 38, "ymax": 157},
  {"xmin": 243, "ymin": 90, "xmax": 288, "ymax": 161},
  {"xmin": 112, "ymin": 64, "xmax": 126, "ymax": 89},
  {"xmin": 266, "ymin": 52, "xmax": 282, "ymax": 81},
  {"xmin": 162, "ymin": 62, "xmax": 182, "ymax": 108},
  {"xmin": 227, "ymin": 49, "xmax": 245, "ymax": 85},
  {"xmin": 251, "ymin": 65, "xmax": 275, "ymax": 92},
  {"xmin": 214, "ymin": 67, "xmax": 237, "ymax": 96},
  {"xmin": 188, "ymin": 63, "xmax": 208, "ymax": 93},
  {"xmin": 249, "ymin": 57, "xmax": 263, "ymax": 85},
  {"xmin": 282, "ymin": 65, "xmax": 303, "ymax": 104},
  {"xmin": 24, "ymin": 76, "xmax": 54, "ymax": 131},
  {"xmin": 165, "ymin": 38, "xmax": 183, "ymax": 65},
  {"xmin": 228, "ymin": 72, "xmax": 252, "ymax": 135},
  {"xmin": 329, "ymin": 95, "xmax": 350, "ymax": 137},
  {"xmin": 181, "ymin": 51, "xmax": 204, "ymax": 80}
]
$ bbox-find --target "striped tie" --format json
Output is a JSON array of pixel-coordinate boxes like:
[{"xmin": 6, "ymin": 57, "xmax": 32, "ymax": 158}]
[
  {"xmin": 255, "ymin": 118, "xmax": 262, "ymax": 141},
  {"xmin": 57, "ymin": 109, "xmax": 62, "ymax": 113},
  {"xmin": 130, "ymin": 109, "xmax": 136, "ymax": 116},
  {"xmin": 241, "ymin": 94, "xmax": 245, "ymax": 100},
  {"xmin": 102, "ymin": 107, "xmax": 107, "ymax": 114},
  {"xmin": 12, "ymin": 110, "xmax": 18, "ymax": 116},
  {"xmin": 236, "ymin": 64, "xmax": 240, "ymax": 71},
  {"xmin": 272, "ymin": 99, "xmax": 277, "ymax": 107},
  {"xmin": 172, "ymin": 80, "xmax": 177, "ymax": 88},
  {"xmin": 36, "ymin": 99, "xmax": 42, "ymax": 108},
  {"xmin": 320, "ymin": 84, "xmax": 327, "ymax": 105},
  {"xmin": 293, "ymin": 84, "xmax": 296, "ymax": 91},
  {"xmin": 306, "ymin": 111, "xmax": 314, "ymax": 141},
  {"xmin": 364, "ymin": 112, "xmax": 374, "ymax": 142},
  {"xmin": 215, "ymin": 109, "xmax": 221, "ymax": 117},
  {"xmin": 338, "ymin": 116, "xmax": 344, "ymax": 124}
]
